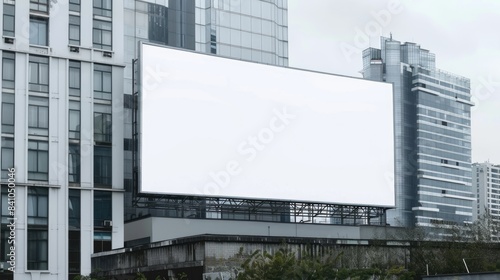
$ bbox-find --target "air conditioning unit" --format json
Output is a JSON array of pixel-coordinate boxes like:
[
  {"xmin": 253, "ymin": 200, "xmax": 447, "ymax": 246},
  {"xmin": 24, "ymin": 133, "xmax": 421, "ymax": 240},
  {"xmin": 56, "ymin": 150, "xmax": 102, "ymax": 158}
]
[
  {"xmin": 4, "ymin": 37, "xmax": 14, "ymax": 44},
  {"xmin": 103, "ymin": 220, "xmax": 113, "ymax": 227},
  {"xmin": 103, "ymin": 51, "xmax": 112, "ymax": 58},
  {"xmin": 69, "ymin": 46, "xmax": 79, "ymax": 53}
]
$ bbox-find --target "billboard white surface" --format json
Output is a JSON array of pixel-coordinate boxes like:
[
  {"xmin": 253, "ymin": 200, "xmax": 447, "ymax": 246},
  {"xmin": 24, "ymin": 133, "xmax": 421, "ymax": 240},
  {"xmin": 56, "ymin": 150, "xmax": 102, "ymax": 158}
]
[{"xmin": 140, "ymin": 44, "xmax": 394, "ymax": 207}]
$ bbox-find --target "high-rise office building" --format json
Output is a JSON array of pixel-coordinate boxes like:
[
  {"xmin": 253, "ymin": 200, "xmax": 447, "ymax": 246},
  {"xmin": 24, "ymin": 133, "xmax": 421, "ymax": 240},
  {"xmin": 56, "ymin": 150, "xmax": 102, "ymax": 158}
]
[
  {"xmin": 472, "ymin": 162, "xmax": 500, "ymax": 222},
  {"xmin": 0, "ymin": 1, "xmax": 288, "ymax": 279},
  {"xmin": 123, "ymin": 0, "xmax": 289, "ymax": 222},
  {"xmin": 362, "ymin": 36, "xmax": 474, "ymax": 229}
]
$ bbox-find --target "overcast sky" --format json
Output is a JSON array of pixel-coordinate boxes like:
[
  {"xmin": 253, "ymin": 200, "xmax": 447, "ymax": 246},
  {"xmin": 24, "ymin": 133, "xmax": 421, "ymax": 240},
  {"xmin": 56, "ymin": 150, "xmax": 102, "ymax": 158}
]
[{"xmin": 288, "ymin": 0, "xmax": 500, "ymax": 164}]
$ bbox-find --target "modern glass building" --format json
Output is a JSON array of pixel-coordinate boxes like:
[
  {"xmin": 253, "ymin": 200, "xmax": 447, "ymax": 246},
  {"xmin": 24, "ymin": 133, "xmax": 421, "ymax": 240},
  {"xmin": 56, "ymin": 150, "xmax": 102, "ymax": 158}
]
[
  {"xmin": 0, "ymin": 1, "xmax": 288, "ymax": 279},
  {"xmin": 362, "ymin": 36, "xmax": 474, "ymax": 229},
  {"xmin": 123, "ymin": 0, "xmax": 289, "ymax": 223}
]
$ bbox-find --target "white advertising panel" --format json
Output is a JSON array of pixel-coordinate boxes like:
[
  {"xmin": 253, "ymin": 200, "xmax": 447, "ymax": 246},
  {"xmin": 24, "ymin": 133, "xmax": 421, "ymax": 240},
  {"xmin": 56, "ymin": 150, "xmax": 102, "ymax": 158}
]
[{"xmin": 140, "ymin": 43, "xmax": 395, "ymax": 207}]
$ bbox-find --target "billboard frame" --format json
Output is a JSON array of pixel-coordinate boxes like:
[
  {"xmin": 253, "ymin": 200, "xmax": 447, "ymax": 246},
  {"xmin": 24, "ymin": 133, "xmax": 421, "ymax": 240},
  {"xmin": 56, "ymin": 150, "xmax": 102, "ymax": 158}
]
[{"xmin": 133, "ymin": 42, "xmax": 395, "ymax": 217}]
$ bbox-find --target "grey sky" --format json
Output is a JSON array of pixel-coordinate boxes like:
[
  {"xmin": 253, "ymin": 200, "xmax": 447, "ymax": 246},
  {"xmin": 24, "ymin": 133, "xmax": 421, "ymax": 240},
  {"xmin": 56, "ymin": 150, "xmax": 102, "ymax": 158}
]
[{"xmin": 288, "ymin": 0, "xmax": 500, "ymax": 164}]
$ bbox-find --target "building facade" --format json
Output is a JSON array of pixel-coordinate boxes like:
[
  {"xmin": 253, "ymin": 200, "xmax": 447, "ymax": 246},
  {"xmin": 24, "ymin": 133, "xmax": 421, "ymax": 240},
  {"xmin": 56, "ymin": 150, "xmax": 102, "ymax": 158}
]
[
  {"xmin": 0, "ymin": 0, "xmax": 288, "ymax": 280},
  {"xmin": 123, "ymin": 0, "xmax": 289, "ymax": 223},
  {"xmin": 472, "ymin": 162, "xmax": 500, "ymax": 222},
  {"xmin": 362, "ymin": 36, "xmax": 474, "ymax": 229},
  {"xmin": 0, "ymin": 1, "xmax": 126, "ymax": 279},
  {"xmin": 0, "ymin": 2, "xmax": 407, "ymax": 279}
]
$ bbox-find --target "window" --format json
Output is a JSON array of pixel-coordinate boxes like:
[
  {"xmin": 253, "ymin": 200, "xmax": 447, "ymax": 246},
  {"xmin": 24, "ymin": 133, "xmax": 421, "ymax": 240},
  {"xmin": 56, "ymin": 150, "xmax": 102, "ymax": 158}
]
[
  {"xmin": 148, "ymin": 4, "xmax": 168, "ymax": 45},
  {"xmin": 2, "ymin": 52, "xmax": 15, "ymax": 89},
  {"xmin": 94, "ymin": 146, "xmax": 111, "ymax": 186},
  {"xmin": 124, "ymin": 138, "xmax": 133, "ymax": 151},
  {"xmin": 69, "ymin": 101, "xmax": 80, "ymax": 139},
  {"xmin": 93, "ymin": 64, "xmax": 112, "ymax": 99},
  {"xmin": 94, "ymin": 190, "xmax": 112, "ymax": 251},
  {"xmin": 27, "ymin": 187, "xmax": 48, "ymax": 224},
  {"xmin": 69, "ymin": 189, "xmax": 80, "ymax": 228},
  {"xmin": 123, "ymin": 94, "xmax": 133, "ymax": 109},
  {"xmin": 69, "ymin": 15, "xmax": 80, "ymax": 45},
  {"xmin": 27, "ymin": 229, "xmax": 48, "ymax": 270},
  {"xmin": 3, "ymin": 4, "xmax": 15, "ymax": 37},
  {"xmin": 27, "ymin": 187, "xmax": 48, "ymax": 271},
  {"xmin": 94, "ymin": 104, "xmax": 111, "ymax": 143},
  {"xmin": 30, "ymin": 0, "xmax": 49, "ymax": 13},
  {"xmin": 69, "ymin": 0, "xmax": 80, "ymax": 12},
  {"xmin": 68, "ymin": 189, "xmax": 81, "ymax": 275},
  {"xmin": 68, "ymin": 230, "xmax": 80, "ymax": 277},
  {"xmin": 2, "ymin": 93, "xmax": 14, "ymax": 134},
  {"xmin": 29, "ymin": 17, "xmax": 48, "ymax": 46},
  {"xmin": 94, "ymin": 231, "xmax": 111, "ymax": 253},
  {"xmin": 93, "ymin": 0, "xmax": 112, "ymax": 17},
  {"xmin": 93, "ymin": 19, "xmax": 112, "ymax": 50},
  {"xmin": 29, "ymin": 56, "xmax": 49, "ymax": 92},
  {"xmin": 69, "ymin": 144, "xmax": 80, "ymax": 183},
  {"xmin": 94, "ymin": 190, "xmax": 111, "ymax": 225},
  {"xmin": 94, "ymin": 64, "xmax": 112, "ymax": 100},
  {"xmin": 28, "ymin": 141, "xmax": 48, "ymax": 181},
  {"xmin": 210, "ymin": 29, "xmax": 217, "ymax": 54},
  {"xmin": 69, "ymin": 61, "xmax": 81, "ymax": 96},
  {"xmin": 1, "ymin": 186, "xmax": 12, "ymax": 220},
  {"xmin": 28, "ymin": 96, "xmax": 49, "ymax": 136},
  {"xmin": 1, "ymin": 226, "xmax": 10, "ymax": 265},
  {"xmin": 92, "ymin": 0, "xmax": 112, "ymax": 50},
  {"xmin": 1, "ymin": 138, "xmax": 14, "ymax": 179}
]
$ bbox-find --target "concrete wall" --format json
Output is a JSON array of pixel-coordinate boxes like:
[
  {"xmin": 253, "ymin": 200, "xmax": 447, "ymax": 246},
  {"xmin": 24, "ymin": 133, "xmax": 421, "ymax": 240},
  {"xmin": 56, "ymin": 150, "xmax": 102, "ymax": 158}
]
[
  {"xmin": 93, "ymin": 234, "xmax": 410, "ymax": 279},
  {"xmin": 125, "ymin": 217, "xmax": 402, "ymax": 243}
]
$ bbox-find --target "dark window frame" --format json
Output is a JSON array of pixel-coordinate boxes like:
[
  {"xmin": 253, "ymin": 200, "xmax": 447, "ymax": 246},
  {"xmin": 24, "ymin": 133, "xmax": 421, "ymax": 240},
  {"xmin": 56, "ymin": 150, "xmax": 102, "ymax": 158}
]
[
  {"xmin": 29, "ymin": 16, "xmax": 48, "ymax": 46},
  {"xmin": 93, "ymin": 64, "xmax": 112, "ymax": 100},
  {"xmin": 28, "ymin": 140, "xmax": 49, "ymax": 181},
  {"xmin": 29, "ymin": 55, "xmax": 49, "ymax": 93},
  {"xmin": 69, "ymin": 100, "xmax": 80, "ymax": 139},
  {"xmin": 69, "ymin": 144, "xmax": 80, "ymax": 183},
  {"xmin": 2, "ymin": 52, "xmax": 15, "ymax": 89},
  {"xmin": 69, "ymin": 0, "xmax": 80, "ymax": 12},
  {"xmin": 93, "ymin": 0, "xmax": 112, "ymax": 18},
  {"xmin": 93, "ymin": 190, "xmax": 111, "ymax": 226},
  {"xmin": 28, "ymin": 96, "xmax": 49, "ymax": 136},
  {"xmin": 1, "ymin": 137, "xmax": 14, "ymax": 180},
  {"xmin": 3, "ymin": 3, "xmax": 15, "ymax": 37},
  {"xmin": 69, "ymin": 14, "xmax": 80, "ymax": 45},
  {"xmin": 69, "ymin": 60, "xmax": 81, "ymax": 96},
  {"xmin": 92, "ymin": 19, "xmax": 112, "ymax": 50},
  {"xmin": 30, "ymin": 0, "xmax": 49, "ymax": 13},
  {"xmin": 27, "ymin": 229, "xmax": 48, "ymax": 270},
  {"xmin": 94, "ymin": 146, "xmax": 111, "ymax": 186},
  {"xmin": 1, "ymin": 93, "xmax": 15, "ymax": 134},
  {"xmin": 94, "ymin": 112, "xmax": 112, "ymax": 143}
]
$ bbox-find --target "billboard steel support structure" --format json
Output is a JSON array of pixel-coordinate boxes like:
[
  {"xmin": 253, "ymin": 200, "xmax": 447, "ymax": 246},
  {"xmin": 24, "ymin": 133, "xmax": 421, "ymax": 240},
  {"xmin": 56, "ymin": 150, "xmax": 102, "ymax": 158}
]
[{"xmin": 131, "ymin": 194, "xmax": 388, "ymax": 226}]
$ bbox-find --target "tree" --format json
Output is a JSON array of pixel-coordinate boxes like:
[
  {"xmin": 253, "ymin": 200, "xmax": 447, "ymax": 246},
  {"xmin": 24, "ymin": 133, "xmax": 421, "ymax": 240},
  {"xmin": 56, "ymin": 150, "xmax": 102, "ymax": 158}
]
[
  {"xmin": 237, "ymin": 245, "xmax": 417, "ymax": 280},
  {"xmin": 237, "ymin": 247, "xmax": 298, "ymax": 280}
]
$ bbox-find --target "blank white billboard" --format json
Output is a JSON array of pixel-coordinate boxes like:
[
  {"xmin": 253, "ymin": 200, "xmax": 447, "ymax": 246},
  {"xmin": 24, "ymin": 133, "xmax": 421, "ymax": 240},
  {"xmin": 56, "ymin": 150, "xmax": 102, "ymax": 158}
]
[{"xmin": 140, "ymin": 43, "xmax": 395, "ymax": 207}]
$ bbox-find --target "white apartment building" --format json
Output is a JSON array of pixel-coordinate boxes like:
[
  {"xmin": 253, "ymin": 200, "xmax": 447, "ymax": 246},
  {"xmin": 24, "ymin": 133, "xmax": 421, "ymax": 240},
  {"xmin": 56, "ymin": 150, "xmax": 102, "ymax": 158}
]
[
  {"xmin": 472, "ymin": 162, "xmax": 500, "ymax": 222},
  {"xmin": 0, "ymin": 1, "xmax": 288, "ymax": 279}
]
